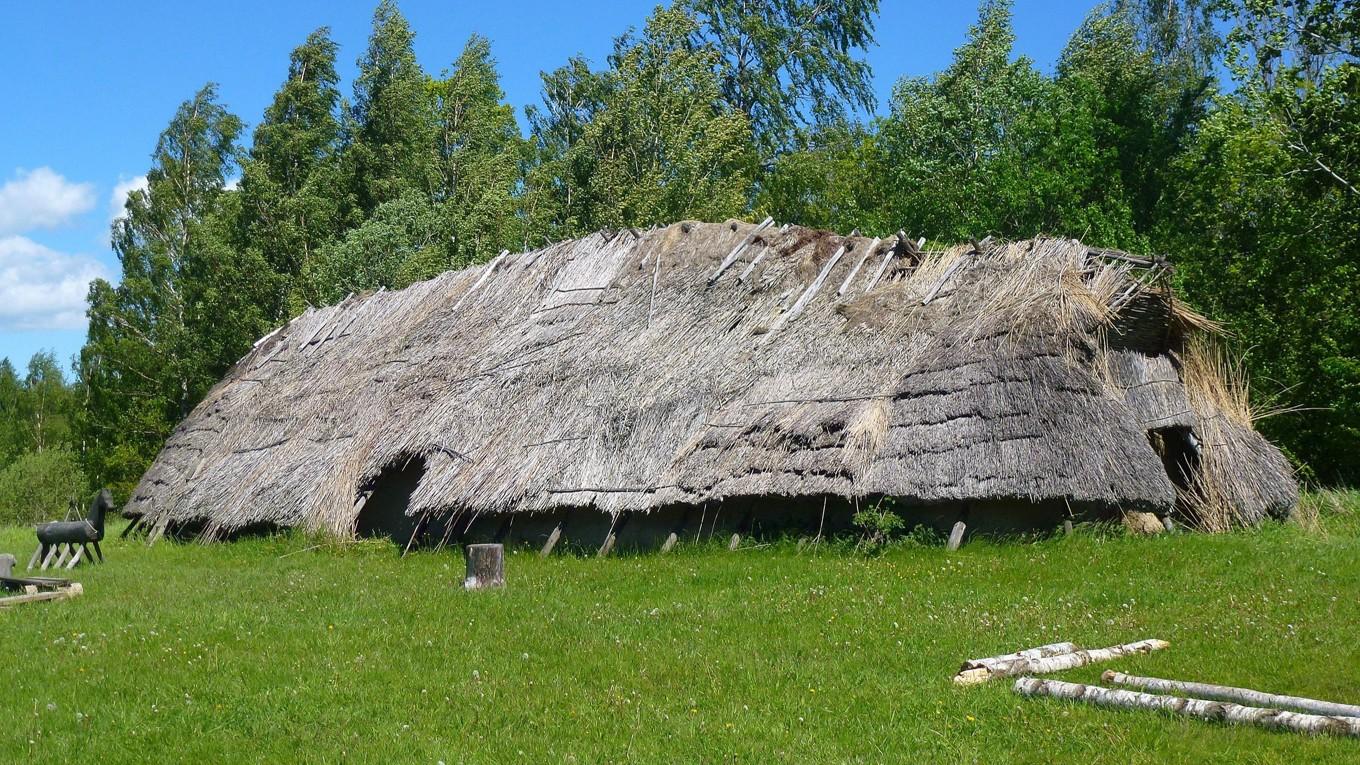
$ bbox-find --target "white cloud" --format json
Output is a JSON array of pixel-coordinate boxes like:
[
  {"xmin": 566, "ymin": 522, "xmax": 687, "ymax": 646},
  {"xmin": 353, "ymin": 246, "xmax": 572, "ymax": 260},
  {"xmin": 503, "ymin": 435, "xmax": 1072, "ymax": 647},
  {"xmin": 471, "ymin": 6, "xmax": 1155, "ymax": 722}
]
[
  {"xmin": 109, "ymin": 175, "xmax": 149, "ymax": 222},
  {"xmin": 0, "ymin": 167, "xmax": 96, "ymax": 235},
  {"xmin": 223, "ymin": 175, "xmax": 240, "ymax": 191},
  {"xmin": 0, "ymin": 236, "xmax": 110, "ymax": 331}
]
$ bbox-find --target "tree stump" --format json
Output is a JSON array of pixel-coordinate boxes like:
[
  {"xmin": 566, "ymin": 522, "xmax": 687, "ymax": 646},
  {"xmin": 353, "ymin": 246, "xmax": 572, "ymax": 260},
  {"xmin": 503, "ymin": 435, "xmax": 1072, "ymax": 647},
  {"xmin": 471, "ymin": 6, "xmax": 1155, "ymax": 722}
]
[
  {"xmin": 0, "ymin": 553, "xmax": 15, "ymax": 578},
  {"xmin": 463, "ymin": 544, "xmax": 504, "ymax": 590}
]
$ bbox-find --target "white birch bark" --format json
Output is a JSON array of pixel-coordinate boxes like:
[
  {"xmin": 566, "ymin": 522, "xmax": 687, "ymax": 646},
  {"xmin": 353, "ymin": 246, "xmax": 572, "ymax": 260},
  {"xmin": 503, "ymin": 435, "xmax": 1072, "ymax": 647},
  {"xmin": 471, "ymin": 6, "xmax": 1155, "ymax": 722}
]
[
  {"xmin": 1015, "ymin": 677, "xmax": 1360, "ymax": 738},
  {"xmin": 954, "ymin": 639, "xmax": 1169, "ymax": 686},
  {"xmin": 1104, "ymin": 671, "xmax": 1360, "ymax": 719}
]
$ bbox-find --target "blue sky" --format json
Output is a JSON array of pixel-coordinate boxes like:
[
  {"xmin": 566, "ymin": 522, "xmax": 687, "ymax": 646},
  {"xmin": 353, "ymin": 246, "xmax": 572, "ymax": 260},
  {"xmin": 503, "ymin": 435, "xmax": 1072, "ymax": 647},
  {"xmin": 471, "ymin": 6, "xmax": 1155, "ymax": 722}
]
[{"xmin": 0, "ymin": 0, "xmax": 1106, "ymax": 374}]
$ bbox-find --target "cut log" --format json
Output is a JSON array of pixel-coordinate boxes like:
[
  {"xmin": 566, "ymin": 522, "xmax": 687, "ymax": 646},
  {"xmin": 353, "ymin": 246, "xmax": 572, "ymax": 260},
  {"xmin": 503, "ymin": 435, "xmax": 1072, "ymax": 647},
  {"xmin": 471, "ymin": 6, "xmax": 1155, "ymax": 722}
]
[
  {"xmin": 960, "ymin": 642, "xmax": 1080, "ymax": 673},
  {"xmin": 954, "ymin": 638, "xmax": 1169, "ymax": 686},
  {"xmin": 1103, "ymin": 671, "xmax": 1360, "ymax": 719},
  {"xmin": 1015, "ymin": 677, "xmax": 1360, "ymax": 738},
  {"xmin": 0, "ymin": 554, "xmax": 14, "ymax": 578},
  {"xmin": 946, "ymin": 521, "xmax": 966, "ymax": 551},
  {"xmin": 954, "ymin": 640, "xmax": 1079, "ymax": 686},
  {"xmin": 463, "ymin": 544, "xmax": 504, "ymax": 590}
]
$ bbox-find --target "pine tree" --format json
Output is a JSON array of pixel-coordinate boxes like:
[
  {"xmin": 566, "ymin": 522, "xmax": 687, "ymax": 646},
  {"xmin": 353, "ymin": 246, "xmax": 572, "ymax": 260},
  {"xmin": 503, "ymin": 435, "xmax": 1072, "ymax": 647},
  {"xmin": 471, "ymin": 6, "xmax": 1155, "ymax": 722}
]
[
  {"xmin": 238, "ymin": 27, "xmax": 345, "ymax": 318},
  {"xmin": 431, "ymin": 35, "xmax": 525, "ymax": 266},
  {"xmin": 346, "ymin": 0, "xmax": 438, "ymax": 214}
]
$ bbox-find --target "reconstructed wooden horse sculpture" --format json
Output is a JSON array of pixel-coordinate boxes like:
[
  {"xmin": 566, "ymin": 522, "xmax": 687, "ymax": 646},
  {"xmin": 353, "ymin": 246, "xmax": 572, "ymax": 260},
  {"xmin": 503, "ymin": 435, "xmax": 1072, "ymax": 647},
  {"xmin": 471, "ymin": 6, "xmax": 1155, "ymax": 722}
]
[{"xmin": 28, "ymin": 489, "xmax": 113, "ymax": 571}]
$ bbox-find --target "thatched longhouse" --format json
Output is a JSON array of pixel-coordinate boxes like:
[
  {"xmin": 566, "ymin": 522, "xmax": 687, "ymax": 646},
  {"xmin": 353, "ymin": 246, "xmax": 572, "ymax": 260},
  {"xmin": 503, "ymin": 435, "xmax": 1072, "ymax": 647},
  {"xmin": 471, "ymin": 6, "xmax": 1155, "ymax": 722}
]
[{"xmin": 128, "ymin": 221, "xmax": 1297, "ymax": 547}]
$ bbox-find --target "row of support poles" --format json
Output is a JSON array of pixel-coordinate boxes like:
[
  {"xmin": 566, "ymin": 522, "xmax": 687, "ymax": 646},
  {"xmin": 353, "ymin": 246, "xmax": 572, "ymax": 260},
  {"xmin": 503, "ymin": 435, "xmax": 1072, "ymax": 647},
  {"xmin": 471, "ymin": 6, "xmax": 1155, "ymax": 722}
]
[{"xmin": 28, "ymin": 541, "xmax": 103, "ymax": 572}]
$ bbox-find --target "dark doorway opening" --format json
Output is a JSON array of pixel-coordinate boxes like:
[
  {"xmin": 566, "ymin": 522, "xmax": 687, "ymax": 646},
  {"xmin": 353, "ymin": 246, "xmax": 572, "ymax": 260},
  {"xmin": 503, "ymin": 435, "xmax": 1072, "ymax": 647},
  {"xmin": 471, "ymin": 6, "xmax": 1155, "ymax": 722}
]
[
  {"xmin": 355, "ymin": 456, "xmax": 427, "ymax": 547},
  {"xmin": 1148, "ymin": 426, "xmax": 1201, "ymax": 513}
]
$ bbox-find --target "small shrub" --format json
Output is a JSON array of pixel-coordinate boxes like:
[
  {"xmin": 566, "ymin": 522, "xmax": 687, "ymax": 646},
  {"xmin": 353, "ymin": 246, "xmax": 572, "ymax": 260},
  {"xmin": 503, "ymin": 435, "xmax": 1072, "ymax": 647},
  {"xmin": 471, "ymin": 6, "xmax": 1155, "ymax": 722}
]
[
  {"xmin": 852, "ymin": 502, "xmax": 905, "ymax": 553},
  {"xmin": 0, "ymin": 449, "xmax": 87, "ymax": 526}
]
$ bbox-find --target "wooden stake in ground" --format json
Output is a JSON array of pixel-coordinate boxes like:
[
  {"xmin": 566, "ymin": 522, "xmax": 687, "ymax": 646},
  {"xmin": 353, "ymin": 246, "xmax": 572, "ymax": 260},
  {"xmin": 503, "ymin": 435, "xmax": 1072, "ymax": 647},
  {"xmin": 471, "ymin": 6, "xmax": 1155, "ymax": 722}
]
[
  {"xmin": 946, "ymin": 521, "xmax": 966, "ymax": 551},
  {"xmin": 1014, "ymin": 677, "xmax": 1360, "ymax": 738},
  {"xmin": 1104, "ymin": 671, "xmax": 1360, "ymax": 719},
  {"xmin": 463, "ymin": 544, "xmax": 504, "ymax": 590},
  {"xmin": 954, "ymin": 638, "xmax": 1169, "ymax": 685}
]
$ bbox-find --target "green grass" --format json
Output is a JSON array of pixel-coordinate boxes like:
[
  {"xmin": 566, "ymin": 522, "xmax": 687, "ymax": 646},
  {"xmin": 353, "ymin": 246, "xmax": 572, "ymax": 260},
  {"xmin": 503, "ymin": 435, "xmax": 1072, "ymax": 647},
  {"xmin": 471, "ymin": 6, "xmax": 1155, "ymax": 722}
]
[{"xmin": 3, "ymin": 495, "xmax": 1359, "ymax": 763}]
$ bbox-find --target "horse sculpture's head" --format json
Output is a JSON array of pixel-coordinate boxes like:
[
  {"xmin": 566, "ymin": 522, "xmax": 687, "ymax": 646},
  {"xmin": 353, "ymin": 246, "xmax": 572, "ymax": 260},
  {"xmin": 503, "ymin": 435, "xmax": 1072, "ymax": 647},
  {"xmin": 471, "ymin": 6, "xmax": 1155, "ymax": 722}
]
[{"xmin": 87, "ymin": 489, "xmax": 115, "ymax": 537}]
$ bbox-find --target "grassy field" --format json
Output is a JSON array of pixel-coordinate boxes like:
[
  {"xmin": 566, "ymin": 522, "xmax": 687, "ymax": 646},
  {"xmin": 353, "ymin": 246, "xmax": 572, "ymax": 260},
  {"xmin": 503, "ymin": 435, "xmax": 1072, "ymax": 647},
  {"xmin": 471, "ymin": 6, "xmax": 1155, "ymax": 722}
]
[{"xmin": 3, "ymin": 494, "xmax": 1358, "ymax": 763}]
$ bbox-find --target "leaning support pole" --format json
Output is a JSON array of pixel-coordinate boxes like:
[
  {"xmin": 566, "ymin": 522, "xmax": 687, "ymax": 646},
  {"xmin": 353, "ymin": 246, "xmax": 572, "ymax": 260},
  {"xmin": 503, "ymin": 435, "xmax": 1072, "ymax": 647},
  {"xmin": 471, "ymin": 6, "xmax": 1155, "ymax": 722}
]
[
  {"xmin": 1014, "ymin": 677, "xmax": 1360, "ymax": 738},
  {"xmin": 1104, "ymin": 671, "xmax": 1360, "ymax": 719},
  {"xmin": 954, "ymin": 639, "xmax": 1169, "ymax": 686},
  {"xmin": 540, "ymin": 521, "xmax": 565, "ymax": 558}
]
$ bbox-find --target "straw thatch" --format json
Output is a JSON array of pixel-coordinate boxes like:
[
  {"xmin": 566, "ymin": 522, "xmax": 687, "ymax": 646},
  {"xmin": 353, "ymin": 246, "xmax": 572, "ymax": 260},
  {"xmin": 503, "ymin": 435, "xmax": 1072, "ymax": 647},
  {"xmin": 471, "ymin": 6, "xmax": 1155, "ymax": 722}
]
[{"xmin": 127, "ymin": 220, "xmax": 1297, "ymax": 541}]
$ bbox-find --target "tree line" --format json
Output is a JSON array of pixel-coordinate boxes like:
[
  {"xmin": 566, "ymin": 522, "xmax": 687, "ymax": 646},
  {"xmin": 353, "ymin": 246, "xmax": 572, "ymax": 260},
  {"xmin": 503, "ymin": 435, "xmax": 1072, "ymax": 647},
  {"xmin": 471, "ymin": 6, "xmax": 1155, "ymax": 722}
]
[{"xmin": 2, "ymin": 0, "xmax": 1353, "ymax": 515}]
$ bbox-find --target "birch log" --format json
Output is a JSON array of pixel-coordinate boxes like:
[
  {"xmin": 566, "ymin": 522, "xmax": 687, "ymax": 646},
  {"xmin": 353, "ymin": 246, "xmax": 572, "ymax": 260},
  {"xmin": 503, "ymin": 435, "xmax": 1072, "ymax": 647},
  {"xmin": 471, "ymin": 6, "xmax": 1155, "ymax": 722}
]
[
  {"xmin": 1015, "ymin": 677, "xmax": 1360, "ymax": 738},
  {"xmin": 1104, "ymin": 671, "xmax": 1360, "ymax": 719},
  {"xmin": 954, "ymin": 638, "xmax": 1169, "ymax": 685},
  {"xmin": 955, "ymin": 642, "xmax": 1079, "ymax": 685}
]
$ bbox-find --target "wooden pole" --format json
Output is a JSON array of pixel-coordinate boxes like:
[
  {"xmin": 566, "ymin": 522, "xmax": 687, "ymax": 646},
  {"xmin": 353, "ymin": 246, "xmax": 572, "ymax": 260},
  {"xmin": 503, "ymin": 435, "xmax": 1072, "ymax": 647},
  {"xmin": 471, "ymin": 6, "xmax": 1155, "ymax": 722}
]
[
  {"xmin": 1015, "ymin": 677, "xmax": 1360, "ymax": 738},
  {"xmin": 540, "ymin": 521, "xmax": 564, "ymax": 558},
  {"xmin": 954, "ymin": 638, "xmax": 1169, "ymax": 686},
  {"xmin": 463, "ymin": 544, "xmax": 504, "ymax": 590},
  {"xmin": 0, "ymin": 554, "xmax": 14, "ymax": 578},
  {"xmin": 1104, "ymin": 671, "xmax": 1360, "ymax": 719},
  {"xmin": 946, "ymin": 521, "xmax": 967, "ymax": 551}
]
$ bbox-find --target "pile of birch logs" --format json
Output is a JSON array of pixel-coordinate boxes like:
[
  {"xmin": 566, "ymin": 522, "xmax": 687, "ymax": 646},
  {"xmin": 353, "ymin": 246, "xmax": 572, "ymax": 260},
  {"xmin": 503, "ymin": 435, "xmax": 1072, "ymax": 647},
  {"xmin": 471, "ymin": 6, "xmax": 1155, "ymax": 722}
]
[{"xmin": 957, "ymin": 640, "xmax": 1360, "ymax": 738}]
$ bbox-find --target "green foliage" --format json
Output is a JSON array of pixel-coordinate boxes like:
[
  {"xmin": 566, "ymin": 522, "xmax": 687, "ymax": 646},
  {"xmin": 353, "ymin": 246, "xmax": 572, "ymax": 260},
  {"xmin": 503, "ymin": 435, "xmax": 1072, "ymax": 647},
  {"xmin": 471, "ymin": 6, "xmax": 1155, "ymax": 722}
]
[
  {"xmin": 683, "ymin": 0, "xmax": 879, "ymax": 152},
  {"xmin": 345, "ymin": 0, "xmax": 438, "ymax": 213},
  {"xmin": 303, "ymin": 189, "xmax": 447, "ymax": 302},
  {"xmin": 79, "ymin": 84, "xmax": 249, "ymax": 498},
  {"xmin": 851, "ymin": 501, "xmax": 905, "ymax": 552},
  {"xmin": 0, "ymin": 449, "xmax": 86, "ymax": 526},
  {"xmin": 528, "ymin": 8, "xmax": 755, "ymax": 236},
  {"xmin": 756, "ymin": 122, "xmax": 888, "ymax": 233},
  {"xmin": 238, "ymin": 27, "xmax": 345, "ymax": 320},
  {"xmin": 1157, "ymin": 0, "xmax": 1359, "ymax": 481},
  {"xmin": 429, "ymin": 35, "xmax": 527, "ymax": 262}
]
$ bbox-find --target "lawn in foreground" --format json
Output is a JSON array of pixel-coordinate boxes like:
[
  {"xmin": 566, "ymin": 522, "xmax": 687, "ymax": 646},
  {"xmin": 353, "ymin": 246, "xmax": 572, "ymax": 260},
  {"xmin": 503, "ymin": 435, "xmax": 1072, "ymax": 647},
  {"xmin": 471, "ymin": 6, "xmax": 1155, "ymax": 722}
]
[{"xmin": 2, "ymin": 502, "xmax": 1358, "ymax": 763}]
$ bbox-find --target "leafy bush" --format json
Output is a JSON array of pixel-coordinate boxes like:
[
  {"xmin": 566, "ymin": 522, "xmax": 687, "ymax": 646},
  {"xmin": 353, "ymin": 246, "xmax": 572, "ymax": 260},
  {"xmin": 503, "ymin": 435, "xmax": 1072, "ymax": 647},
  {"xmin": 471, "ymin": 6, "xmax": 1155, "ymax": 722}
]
[
  {"xmin": 0, "ymin": 449, "xmax": 87, "ymax": 527},
  {"xmin": 852, "ymin": 502, "xmax": 906, "ymax": 553}
]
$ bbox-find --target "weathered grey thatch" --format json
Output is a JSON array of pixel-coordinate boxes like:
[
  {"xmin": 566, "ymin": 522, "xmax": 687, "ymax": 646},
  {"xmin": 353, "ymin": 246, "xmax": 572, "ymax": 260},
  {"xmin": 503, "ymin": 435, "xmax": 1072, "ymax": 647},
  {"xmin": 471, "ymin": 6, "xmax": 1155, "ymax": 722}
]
[{"xmin": 127, "ymin": 221, "xmax": 1297, "ymax": 541}]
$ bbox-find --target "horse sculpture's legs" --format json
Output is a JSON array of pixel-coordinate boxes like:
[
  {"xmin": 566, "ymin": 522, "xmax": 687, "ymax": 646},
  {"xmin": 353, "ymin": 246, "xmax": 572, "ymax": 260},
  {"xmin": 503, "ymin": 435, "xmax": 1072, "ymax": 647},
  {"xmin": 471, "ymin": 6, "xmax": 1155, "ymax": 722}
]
[
  {"xmin": 40, "ymin": 545, "xmax": 59, "ymax": 570},
  {"xmin": 27, "ymin": 543, "xmax": 45, "ymax": 571},
  {"xmin": 92, "ymin": 541, "xmax": 104, "ymax": 563}
]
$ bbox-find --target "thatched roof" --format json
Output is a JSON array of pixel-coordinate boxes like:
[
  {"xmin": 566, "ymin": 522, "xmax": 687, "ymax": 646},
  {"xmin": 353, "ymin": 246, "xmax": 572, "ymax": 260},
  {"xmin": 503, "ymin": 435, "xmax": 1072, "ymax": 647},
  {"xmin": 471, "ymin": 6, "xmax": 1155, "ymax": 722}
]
[{"xmin": 128, "ymin": 220, "xmax": 1297, "ymax": 538}]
